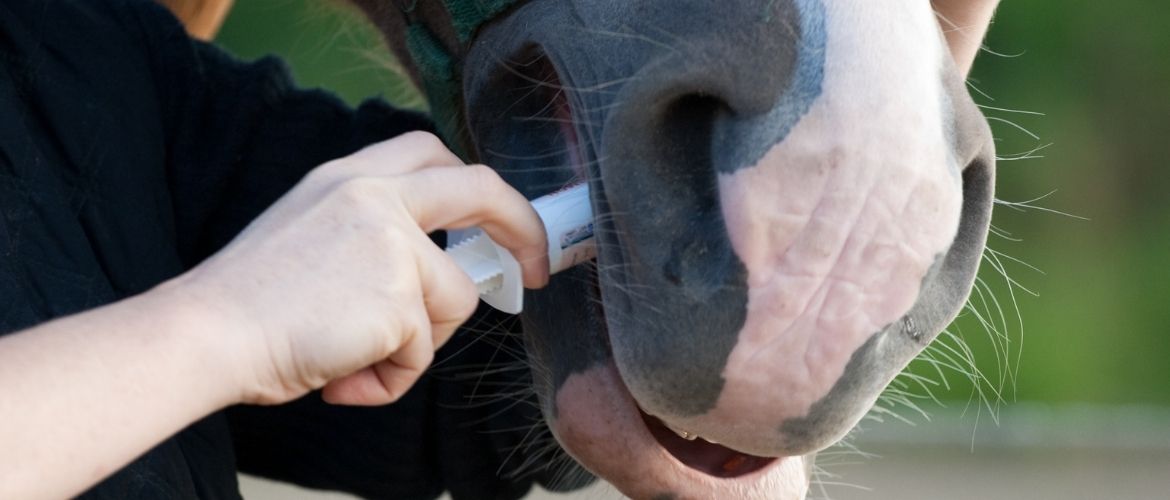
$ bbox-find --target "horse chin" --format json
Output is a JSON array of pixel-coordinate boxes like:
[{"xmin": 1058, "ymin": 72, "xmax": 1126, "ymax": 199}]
[{"xmin": 548, "ymin": 349, "xmax": 811, "ymax": 500}]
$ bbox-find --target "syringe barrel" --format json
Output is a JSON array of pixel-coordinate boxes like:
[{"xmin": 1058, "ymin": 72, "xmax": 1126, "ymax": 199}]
[{"xmin": 532, "ymin": 184, "xmax": 595, "ymax": 275}]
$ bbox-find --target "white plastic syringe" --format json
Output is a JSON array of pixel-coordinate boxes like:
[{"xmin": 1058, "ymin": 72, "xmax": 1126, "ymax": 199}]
[{"xmin": 445, "ymin": 183, "xmax": 594, "ymax": 314}]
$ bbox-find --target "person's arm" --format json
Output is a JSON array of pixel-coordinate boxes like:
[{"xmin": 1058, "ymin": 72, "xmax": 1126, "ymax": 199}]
[
  {"xmin": 0, "ymin": 133, "xmax": 549, "ymax": 500},
  {"xmin": 118, "ymin": 4, "xmax": 545, "ymax": 494},
  {"xmin": 0, "ymin": 282, "xmax": 242, "ymax": 500}
]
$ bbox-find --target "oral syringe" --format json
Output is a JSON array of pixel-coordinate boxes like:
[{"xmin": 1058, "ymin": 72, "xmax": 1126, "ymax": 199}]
[{"xmin": 445, "ymin": 183, "xmax": 594, "ymax": 314}]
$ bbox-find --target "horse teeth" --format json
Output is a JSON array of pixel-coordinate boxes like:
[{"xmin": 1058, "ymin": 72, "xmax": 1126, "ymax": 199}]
[
  {"xmin": 665, "ymin": 423, "xmax": 699, "ymax": 441},
  {"xmin": 648, "ymin": 409, "xmax": 715, "ymax": 443},
  {"xmin": 677, "ymin": 429, "xmax": 722, "ymax": 444}
]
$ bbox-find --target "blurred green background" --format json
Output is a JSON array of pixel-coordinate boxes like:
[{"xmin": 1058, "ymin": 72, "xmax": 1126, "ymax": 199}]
[{"xmin": 214, "ymin": 0, "xmax": 1170, "ymax": 411}]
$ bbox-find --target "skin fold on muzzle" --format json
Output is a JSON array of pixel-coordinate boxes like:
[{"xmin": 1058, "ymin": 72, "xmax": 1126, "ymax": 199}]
[{"xmin": 351, "ymin": 0, "xmax": 997, "ymax": 498}]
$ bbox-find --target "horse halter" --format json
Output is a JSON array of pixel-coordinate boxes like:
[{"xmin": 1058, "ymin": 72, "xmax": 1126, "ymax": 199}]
[{"xmin": 398, "ymin": 0, "xmax": 524, "ymax": 158}]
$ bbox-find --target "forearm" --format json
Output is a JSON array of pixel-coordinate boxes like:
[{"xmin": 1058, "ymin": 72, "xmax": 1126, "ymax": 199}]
[{"xmin": 0, "ymin": 286, "xmax": 244, "ymax": 500}]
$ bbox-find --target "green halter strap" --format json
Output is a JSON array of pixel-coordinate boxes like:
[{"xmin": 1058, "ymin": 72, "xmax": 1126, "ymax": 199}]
[{"xmin": 401, "ymin": 0, "xmax": 523, "ymax": 159}]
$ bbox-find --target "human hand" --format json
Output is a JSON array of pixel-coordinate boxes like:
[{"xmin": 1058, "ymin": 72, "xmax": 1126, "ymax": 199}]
[{"xmin": 161, "ymin": 132, "xmax": 549, "ymax": 407}]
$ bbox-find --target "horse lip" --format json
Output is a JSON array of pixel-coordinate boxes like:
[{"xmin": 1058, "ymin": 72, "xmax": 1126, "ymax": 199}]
[{"xmin": 552, "ymin": 358, "xmax": 809, "ymax": 499}]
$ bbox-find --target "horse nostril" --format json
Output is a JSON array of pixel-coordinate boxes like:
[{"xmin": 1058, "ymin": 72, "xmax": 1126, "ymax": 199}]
[
  {"xmin": 646, "ymin": 95, "xmax": 744, "ymax": 293},
  {"xmin": 595, "ymin": 82, "xmax": 752, "ymax": 420},
  {"xmin": 652, "ymin": 94, "xmax": 730, "ymax": 207}
]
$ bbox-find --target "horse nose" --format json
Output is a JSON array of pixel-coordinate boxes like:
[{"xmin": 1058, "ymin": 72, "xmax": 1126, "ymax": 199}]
[
  {"xmin": 610, "ymin": 91, "xmax": 739, "ymax": 294},
  {"xmin": 593, "ymin": 12, "xmax": 819, "ymax": 425},
  {"xmin": 598, "ymin": 5, "xmax": 817, "ymax": 234},
  {"xmin": 600, "ymin": 16, "xmax": 811, "ymax": 285}
]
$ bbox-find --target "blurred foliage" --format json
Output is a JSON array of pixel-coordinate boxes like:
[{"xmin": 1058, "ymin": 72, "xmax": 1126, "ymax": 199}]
[
  {"xmin": 215, "ymin": 1, "xmax": 1170, "ymax": 406},
  {"xmin": 936, "ymin": 0, "xmax": 1170, "ymax": 407},
  {"xmin": 216, "ymin": 0, "xmax": 425, "ymax": 109}
]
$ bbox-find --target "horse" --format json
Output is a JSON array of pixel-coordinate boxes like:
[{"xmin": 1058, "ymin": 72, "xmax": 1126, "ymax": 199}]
[{"xmin": 347, "ymin": 1, "xmax": 999, "ymax": 498}]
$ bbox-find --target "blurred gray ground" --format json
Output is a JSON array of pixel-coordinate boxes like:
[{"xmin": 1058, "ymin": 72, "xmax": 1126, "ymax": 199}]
[
  {"xmin": 240, "ymin": 446, "xmax": 1170, "ymax": 500},
  {"xmin": 240, "ymin": 405, "xmax": 1170, "ymax": 500}
]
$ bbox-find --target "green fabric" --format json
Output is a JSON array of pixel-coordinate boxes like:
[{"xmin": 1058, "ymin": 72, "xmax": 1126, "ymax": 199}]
[
  {"xmin": 446, "ymin": 0, "xmax": 522, "ymax": 41},
  {"xmin": 405, "ymin": 22, "xmax": 468, "ymax": 158}
]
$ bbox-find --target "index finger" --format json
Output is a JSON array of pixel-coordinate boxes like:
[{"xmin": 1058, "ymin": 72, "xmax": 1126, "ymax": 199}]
[
  {"xmin": 341, "ymin": 131, "xmax": 466, "ymax": 176},
  {"xmin": 397, "ymin": 165, "xmax": 550, "ymax": 289}
]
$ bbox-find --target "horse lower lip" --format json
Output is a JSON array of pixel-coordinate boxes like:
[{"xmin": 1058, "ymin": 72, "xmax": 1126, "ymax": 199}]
[
  {"xmin": 554, "ymin": 361, "xmax": 809, "ymax": 499},
  {"xmin": 638, "ymin": 409, "xmax": 778, "ymax": 478}
]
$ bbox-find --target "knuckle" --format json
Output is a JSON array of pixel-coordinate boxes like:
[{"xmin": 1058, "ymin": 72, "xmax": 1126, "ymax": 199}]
[
  {"xmin": 331, "ymin": 177, "xmax": 386, "ymax": 211},
  {"xmin": 401, "ymin": 302, "xmax": 429, "ymax": 334},
  {"xmin": 417, "ymin": 349, "xmax": 435, "ymax": 369},
  {"xmin": 388, "ymin": 306, "xmax": 424, "ymax": 352},
  {"xmin": 451, "ymin": 281, "xmax": 480, "ymax": 322},
  {"xmin": 305, "ymin": 159, "xmax": 347, "ymax": 184},
  {"xmin": 410, "ymin": 310, "xmax": 434, "ymax": 346},
  {"xmin": 399, "ymin": 131, "xmax": 445, "ymax": 152},
  {"xmin": 467, "ymin": 164, "xmax": 505, "ymax": 190}
]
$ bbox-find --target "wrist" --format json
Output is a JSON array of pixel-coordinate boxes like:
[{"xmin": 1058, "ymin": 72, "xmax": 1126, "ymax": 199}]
[{"xmin": 141, "ymin": 278, "xmax": 258, "ymax": 408}]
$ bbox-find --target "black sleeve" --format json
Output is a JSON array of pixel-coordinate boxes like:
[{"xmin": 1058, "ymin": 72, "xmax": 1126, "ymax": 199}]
[
  {"xmin": 120, "ymin": 3, "xmax": 568, "ymax": 499},
  {"xmin": 121, "ymin": 1, "xmax": 432, "ymax": 265}
]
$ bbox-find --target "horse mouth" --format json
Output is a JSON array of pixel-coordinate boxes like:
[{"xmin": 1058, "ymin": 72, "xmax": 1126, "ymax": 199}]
[
  {"xmin": 475, "ymin": 49, "xmax": 809, "ymax": 498},
  {"xmin": 639, "ymin": 411, "xmax": 776, "ymax": 478},
  {"xmin": 584, "ymin": 273, "xmax": 782, "ymax": 481},
  {"xmin": 551, "ymin": 338, "xmax": 809, "ymax": 499}
]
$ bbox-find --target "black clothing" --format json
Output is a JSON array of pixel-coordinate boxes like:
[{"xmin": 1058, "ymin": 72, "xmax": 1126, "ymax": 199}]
[{"xmin": 0, "ymin": 1, "xmax": 555, "ymax": 498}]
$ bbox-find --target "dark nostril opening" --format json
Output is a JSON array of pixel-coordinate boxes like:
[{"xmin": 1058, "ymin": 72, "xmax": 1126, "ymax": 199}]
[
  {"xmin": 638, "ymin": 94, "xmax": 743, "ymax": 295},
  {"xmin": 652, "ymin": 94, "xmax": 731, "ymax": 214},
  {"xmin": 952, "ymin": 154, "xmax": 994, "ymax": 270},
  {"xmin": 960, "ymin": 156, "xmax": 994, "ymax": 233},
  {"xmin": 907, "ymin": 152, "xmax": 993, "ymax": 346}
]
